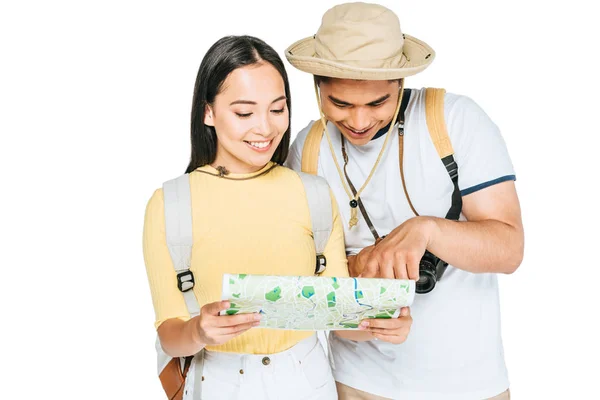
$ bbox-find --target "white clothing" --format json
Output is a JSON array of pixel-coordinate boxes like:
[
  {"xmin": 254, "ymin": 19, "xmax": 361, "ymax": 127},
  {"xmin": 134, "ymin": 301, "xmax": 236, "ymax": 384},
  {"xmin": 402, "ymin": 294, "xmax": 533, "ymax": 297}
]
[
  {"xmin": 286, "ymin": 88, "xmax": 516, "ymax": 400},
  {"xmin": 184, "ymin": 334, "xmax": 337, "ymax": 400}
]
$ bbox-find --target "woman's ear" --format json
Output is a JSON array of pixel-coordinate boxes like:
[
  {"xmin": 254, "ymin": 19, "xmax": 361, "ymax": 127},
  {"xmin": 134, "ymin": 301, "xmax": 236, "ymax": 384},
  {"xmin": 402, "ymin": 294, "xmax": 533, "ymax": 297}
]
[{"xmin": 204, "ymin": 104, "xmax": 214, "ymax": 127}]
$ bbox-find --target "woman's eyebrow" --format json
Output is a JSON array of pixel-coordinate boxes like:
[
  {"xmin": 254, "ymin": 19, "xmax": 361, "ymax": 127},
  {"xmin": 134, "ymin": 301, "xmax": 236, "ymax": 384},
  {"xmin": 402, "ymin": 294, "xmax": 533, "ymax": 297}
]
[
  {"xmin": 230, "ymin": 95, "xmax": 287, "ymax": 106},
  {"xmin": 230, "ymin": 100, "xmax": 256, "ymax": 106}
]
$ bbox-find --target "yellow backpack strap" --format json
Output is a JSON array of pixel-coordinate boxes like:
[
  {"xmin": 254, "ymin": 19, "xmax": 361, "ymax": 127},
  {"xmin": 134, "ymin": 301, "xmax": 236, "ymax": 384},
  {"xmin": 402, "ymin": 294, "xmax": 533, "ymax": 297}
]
[
  {"xmin": 300, "ymin": 120, "xmax": 325, "ymax": 175},
  {"xmin": 424, "ymin": 88, "xmax": 454, "ymax": 159},
  {"xmin": 424, "ymin": 88, "xmax": 462, "ymax": 220}
]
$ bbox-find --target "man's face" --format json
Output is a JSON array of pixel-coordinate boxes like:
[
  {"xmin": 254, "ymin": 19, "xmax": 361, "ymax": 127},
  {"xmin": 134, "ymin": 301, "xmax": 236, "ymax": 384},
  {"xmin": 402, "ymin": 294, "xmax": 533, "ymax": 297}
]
[{"xmin": 318, "ymin": 78, "xmax": 401, "ymax": 146}]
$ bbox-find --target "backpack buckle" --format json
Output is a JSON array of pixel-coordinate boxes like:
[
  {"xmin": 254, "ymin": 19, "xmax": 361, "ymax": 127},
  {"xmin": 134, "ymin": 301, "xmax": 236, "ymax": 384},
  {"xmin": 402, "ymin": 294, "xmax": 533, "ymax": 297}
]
[
  {"xmin": 315, "ymin": 254, "xmax": 327, "ymax": 274},
  {"xmin": 442, "ymin": 157, "xmax": 459, "ymax": 180},
  {"xmin": 177, "ymin": 270, "xmax": 195, "ymax": 292}
]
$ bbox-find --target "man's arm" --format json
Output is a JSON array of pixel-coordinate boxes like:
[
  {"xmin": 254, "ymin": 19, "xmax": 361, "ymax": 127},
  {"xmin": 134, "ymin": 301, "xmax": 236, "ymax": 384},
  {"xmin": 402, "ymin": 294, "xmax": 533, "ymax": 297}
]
[
  {"xmin": 426, "ymin": 180, "xmax": 523, "ymax": 274},
  {"xmin": 361, "ymin": 181, "xmax": 524, "ymax": 279}
]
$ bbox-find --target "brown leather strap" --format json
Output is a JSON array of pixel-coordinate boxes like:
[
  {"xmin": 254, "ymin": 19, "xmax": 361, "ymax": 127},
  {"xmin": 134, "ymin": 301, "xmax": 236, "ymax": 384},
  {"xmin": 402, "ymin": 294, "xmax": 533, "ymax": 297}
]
[
  {"xmin": 398, "ymin": 127, "xmax": 420, "ymax": 217},
  {"xmin": 159, "ymin": 356, "xmax": 193, "ymax": 400}
]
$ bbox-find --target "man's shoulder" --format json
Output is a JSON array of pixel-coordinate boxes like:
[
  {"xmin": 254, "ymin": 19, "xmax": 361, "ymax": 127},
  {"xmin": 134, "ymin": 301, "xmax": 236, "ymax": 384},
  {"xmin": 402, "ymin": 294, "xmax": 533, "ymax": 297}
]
[
  {"xmin": 291, "ymin": 119, "xmax": 319, "ymax": 150},
  {"xmin": 407, "ymin": 87, "xmax": 477, "ymax": 114},
  {"xmin": 406, "ymin": 88, "xmax": 490, "ymax": 143},
  {"xmin": 285, "ymin": 120, "xmax": 319, "ymax": 171}
]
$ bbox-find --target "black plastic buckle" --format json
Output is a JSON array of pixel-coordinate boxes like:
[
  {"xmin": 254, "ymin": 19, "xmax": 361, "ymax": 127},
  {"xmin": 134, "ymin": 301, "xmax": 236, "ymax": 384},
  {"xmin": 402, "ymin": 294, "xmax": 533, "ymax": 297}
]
[
  {"xmin": 446, "ymin": 160, "xmax": 458, "ymax": 179},
  {"xmin": 177, "ymin": 270, "xmax": 195, "ymax": 292},
  {"xmin": 315, "ymin": 254, "xmax": 327, "ymax": 274},
  {"xmin": 442, "ymin": 156, "xmax": 459, "ymax": 180}
]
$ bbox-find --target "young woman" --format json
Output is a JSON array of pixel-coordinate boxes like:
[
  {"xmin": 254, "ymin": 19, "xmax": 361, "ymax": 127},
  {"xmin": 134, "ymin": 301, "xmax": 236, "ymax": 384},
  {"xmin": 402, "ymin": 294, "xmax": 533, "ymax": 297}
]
[{"xmin": 142, "ymin": 35, "xmax": 351, "ymax": 400}]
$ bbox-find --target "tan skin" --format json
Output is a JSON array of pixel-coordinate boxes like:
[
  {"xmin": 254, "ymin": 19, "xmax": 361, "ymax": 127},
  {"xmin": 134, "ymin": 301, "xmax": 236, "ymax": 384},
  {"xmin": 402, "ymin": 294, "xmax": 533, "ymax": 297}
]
[
  {"xmin": 159, "ymin": 62, "xmax": 292, "ymax": 357},
  {"xmin": 159, "ymin": 65, "xmax": 409, "ymax": 357},
  {"xmin": 318, "ymin": 78, "xmax": 524, "ymax": 341}
]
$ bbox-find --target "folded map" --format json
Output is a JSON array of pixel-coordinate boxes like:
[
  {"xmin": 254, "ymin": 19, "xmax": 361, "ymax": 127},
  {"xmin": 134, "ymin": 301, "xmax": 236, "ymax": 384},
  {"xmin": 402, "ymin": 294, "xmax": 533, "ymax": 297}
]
[{"xmin": 220, "ymin": 274, "xmax": 415, "ymax": 330}]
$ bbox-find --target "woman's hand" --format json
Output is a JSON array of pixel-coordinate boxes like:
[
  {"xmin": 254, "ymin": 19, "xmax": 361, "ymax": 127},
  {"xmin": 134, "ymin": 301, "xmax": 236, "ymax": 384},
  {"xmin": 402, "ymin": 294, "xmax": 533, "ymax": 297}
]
[{"xmin": 194, "ymin": 300, "xmax": 262, "ymax": 346}]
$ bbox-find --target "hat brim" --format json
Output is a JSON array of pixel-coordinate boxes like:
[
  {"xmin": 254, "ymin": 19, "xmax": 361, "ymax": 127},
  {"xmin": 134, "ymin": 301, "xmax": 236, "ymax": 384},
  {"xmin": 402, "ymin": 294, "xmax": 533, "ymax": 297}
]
[{"xmin": 285, "ymin": 34, "xmax": 435, "ymax": 80}]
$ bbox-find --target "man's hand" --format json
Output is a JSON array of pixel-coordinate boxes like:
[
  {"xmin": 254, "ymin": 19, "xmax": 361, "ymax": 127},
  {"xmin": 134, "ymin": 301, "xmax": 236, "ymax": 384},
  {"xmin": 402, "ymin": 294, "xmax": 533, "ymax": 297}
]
[
  {"xmin": 360, "ymin": 217, "xmax": 436, "ymax": 280},
  {"xmin": 359, "ymin": 307, "xmax": 412, "ymax": 344},
  {"xmin": 347, "ymin": 244, "xmax": 376, "ymax": 277}
]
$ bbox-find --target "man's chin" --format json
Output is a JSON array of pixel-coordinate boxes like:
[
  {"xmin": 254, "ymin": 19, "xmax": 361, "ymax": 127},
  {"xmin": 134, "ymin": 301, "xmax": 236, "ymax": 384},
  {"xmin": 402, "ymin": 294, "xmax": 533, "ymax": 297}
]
[
  {"xmin": 340, "ymin": 131, "xmax": 376, "ymax": 146},
  {"xmin": 336, "ymin": 123, "xmax": 378, "ymax": 146}
]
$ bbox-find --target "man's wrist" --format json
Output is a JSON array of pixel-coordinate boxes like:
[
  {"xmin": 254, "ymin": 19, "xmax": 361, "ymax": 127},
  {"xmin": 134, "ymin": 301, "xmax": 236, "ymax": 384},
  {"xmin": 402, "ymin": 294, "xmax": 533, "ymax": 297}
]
[{"xmin": 415, "ymin": 216, "xmax": 441, "ymax": 248}]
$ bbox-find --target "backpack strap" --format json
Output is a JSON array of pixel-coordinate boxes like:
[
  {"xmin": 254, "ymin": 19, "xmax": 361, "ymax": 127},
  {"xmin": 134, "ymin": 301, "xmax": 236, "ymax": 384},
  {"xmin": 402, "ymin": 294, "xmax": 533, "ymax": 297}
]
[
  {"xmin": 424, "ymin": 88, "xmax": 462, "ymax": 221},
  {"xmin": 162, "ymin": 174, "xmax": 200, "ymax": 317},
  {"xmin": 301, "ymin": 120, "xmax": 325, "ymax": 175},
  {"xmin": 162, "ymin": 174, "xmax": 205, "ymax": 400},
  {"xmin": 296, "ymin": 171, "xmax": 333, "ymax": 275},
  {"xmin": 425, "ymin": 88, "xmax": 455, "ymax": 159}
]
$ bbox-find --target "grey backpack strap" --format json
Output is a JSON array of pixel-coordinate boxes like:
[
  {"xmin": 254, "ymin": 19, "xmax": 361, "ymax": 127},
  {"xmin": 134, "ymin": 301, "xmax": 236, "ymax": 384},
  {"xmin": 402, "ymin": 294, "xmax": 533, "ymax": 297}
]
[
  {"xmin": 162, "ymin": 174, "xmax": 200, "ymax": 317},
  {"xmin": 162, "ymin": 174, "xmax": 205, "ymax": 400},
  {"xmin": 297, "ymin": 172, "xmax": 333, "ymax": 274}
]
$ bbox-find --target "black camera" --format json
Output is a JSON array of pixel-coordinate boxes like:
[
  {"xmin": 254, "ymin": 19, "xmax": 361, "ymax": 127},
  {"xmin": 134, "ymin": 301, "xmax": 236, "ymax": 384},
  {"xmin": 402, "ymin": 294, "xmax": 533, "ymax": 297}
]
[{"xmin": 415, "ymin": 251, "xmax": 449, "ymax": 294}]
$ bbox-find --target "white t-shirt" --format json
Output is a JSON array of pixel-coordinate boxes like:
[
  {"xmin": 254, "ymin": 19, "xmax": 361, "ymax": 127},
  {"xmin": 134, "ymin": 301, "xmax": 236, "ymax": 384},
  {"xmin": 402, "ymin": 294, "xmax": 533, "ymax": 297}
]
[{"xmin": 286, "ymin": 88, "xmax": 516, "ymax": 400}]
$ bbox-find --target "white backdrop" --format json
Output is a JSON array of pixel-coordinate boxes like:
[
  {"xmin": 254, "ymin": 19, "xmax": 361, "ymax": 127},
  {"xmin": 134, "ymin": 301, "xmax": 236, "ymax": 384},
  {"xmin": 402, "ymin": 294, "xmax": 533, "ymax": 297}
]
[{"xmin": 1, "ymin": 0, "xmax": 598, "ymax": 398}]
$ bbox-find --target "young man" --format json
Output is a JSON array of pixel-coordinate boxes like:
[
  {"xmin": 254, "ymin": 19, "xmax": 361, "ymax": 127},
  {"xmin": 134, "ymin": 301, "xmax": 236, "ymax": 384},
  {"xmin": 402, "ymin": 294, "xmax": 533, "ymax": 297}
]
[{"xmin": 284, "ymin": 3, "xmax": 523, "ymax": 400}]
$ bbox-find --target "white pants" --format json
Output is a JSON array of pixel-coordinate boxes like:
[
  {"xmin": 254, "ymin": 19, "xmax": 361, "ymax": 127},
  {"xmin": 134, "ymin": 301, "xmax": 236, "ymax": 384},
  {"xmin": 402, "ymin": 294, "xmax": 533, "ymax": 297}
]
[{"xmin": 184, "ymin": 334, "xmax": 337, "ymax": 400}]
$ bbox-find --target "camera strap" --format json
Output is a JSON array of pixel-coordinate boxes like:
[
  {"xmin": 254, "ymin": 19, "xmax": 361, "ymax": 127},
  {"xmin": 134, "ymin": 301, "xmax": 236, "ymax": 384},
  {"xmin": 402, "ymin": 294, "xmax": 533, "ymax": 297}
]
[
  {"xmin": 340, "ymin": 89, "xmax": 412, "ymax": 242},
  {"xmin": 398, "ymin": 89, "xmax": 462, "ymax": 223},
  {"xmin": 341, "ymin": 88, "xmax": 462, "ymax": 247}
]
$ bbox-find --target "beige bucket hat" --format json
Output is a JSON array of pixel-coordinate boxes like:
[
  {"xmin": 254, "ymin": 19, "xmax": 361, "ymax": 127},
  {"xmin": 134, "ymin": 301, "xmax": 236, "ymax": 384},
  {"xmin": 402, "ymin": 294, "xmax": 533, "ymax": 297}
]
[{"xmin": 286, "ymin": 2, "xmax": 435, "ymax": 80}]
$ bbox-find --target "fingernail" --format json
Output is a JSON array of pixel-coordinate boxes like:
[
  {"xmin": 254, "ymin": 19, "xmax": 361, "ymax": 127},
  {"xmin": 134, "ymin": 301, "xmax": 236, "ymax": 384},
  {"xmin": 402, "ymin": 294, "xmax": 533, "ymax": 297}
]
[
  {"xmin": 360, "ymin": 321, "xmax": 369, "ymax": 328},
  {"xmin": 254, "ymin": 314, "xmax": 262, "ymax": 321}
]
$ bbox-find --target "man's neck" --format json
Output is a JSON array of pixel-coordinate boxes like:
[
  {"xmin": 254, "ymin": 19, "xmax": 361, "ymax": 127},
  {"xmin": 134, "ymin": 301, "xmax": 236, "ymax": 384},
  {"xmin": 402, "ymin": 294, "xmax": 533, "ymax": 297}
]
[{"xmin": 370, "ymin": 88, "xmax": 412, "ymax": 142}]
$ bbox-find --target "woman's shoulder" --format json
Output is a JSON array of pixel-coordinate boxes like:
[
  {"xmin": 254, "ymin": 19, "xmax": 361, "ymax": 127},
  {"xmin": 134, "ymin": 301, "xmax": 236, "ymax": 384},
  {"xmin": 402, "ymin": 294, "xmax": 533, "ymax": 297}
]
[
  {"xmin": 265, "ymin": 164, "xmax": 305, "ymax": 189},
  {"xmin": 271, "ymin": 164, "xmax": 328, "ymax": 190},
  {"xmin": 144, "ymin": 187, "xmax": 165, "ymax": 217},
  {"xmin": 272, "ymin": 164, "xmax": 301, "ymax": 178}
]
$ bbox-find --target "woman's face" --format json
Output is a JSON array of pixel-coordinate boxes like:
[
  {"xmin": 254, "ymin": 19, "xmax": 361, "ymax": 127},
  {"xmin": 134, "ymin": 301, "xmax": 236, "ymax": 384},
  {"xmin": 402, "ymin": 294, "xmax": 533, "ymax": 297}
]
[{"xmin": 205, "ymin": 62, "xmax": 289, "ymax": 173}]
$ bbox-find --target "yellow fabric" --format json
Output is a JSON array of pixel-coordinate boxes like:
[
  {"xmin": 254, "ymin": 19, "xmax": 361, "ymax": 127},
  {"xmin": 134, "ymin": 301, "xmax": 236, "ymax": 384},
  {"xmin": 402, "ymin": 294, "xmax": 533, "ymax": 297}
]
[
  {"xmin": 425, "ymin": 88, "xmax": 454, "ymax": 158},
  {"xmin": 143, "ymin": 162, "xmax": 348, "ymax": 354},
  {"xmin": 301, "ymin": 119, "xmax": 325, "ymax": 175}
]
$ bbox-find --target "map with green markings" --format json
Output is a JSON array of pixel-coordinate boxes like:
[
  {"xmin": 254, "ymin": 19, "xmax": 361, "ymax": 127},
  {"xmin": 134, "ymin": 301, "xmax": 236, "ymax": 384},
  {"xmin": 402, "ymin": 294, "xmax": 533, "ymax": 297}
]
[{"xmin": 220, "ymin": 274, "xmax": 415, "ymax": 330}]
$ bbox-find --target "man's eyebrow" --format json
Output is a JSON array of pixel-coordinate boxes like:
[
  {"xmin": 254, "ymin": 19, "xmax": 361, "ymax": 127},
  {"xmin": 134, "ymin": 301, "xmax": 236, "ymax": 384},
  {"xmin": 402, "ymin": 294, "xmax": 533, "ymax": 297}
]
[
  {"xmin": 230, "ymin": 95, "xmax": 287, "ymax": 106},
  {"xmin": 328, "ymin": 94, "xmax": 391, "ymax": 106},
  {"xmin": 328, "ymin": 95, "xmax": 353, "ymax": 106},
  {"xmin": 366, "ymin": 94, "xmax": 391, "ymax": 106}
]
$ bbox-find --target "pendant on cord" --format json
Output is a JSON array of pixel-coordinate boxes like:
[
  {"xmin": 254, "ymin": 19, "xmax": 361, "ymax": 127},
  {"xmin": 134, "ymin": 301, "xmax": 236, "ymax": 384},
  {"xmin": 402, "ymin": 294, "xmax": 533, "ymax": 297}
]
[
  {"xmin": 349, "ymin": 199, "xmax": 358, "ymax": 228},
  {"xmin": 216, "ymin": 166, "xmax": 229, "ymax": 177}
]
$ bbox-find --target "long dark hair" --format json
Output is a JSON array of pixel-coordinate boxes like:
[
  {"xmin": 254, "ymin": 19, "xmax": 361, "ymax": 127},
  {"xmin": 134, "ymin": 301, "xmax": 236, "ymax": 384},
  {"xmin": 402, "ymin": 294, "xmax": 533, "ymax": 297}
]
[{"xmin": 185, "ymin": 36, "xmax": 291, "ymax": 173}]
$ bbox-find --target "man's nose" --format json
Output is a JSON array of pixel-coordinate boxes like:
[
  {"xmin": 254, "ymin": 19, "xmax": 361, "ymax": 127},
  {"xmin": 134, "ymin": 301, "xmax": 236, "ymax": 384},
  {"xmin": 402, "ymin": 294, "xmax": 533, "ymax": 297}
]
[{"xmin": 348, "ymin": 107, "xmax": 370, "ymax": 131}]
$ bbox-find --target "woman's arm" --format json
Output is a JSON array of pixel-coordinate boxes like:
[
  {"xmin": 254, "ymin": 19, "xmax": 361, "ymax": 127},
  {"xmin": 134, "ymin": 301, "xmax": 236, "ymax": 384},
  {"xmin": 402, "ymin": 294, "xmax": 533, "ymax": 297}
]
[
  {"xmin": 143, "ymin": 190, "xmax": 260, "ymax": 357},
  {"xmin": 158, "ymin": 301, "xmax": 261, "ymax": 358}
]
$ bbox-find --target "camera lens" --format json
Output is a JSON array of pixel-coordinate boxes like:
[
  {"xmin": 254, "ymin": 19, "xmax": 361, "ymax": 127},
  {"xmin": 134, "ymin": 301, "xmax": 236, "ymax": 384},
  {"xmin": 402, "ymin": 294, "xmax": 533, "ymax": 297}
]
[{"xmin": 416, "ymin": 257, "xmax": 437, "ymax": 294}]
